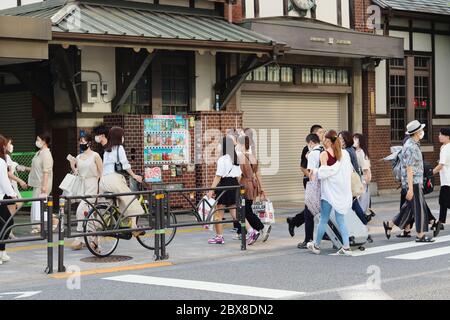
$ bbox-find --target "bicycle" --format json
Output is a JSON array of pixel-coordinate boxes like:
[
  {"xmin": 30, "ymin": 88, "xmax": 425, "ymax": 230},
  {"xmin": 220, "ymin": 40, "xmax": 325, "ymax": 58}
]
[{"xmin": 82, "ymin": 184, "xmax": 177, "ymax": 258}]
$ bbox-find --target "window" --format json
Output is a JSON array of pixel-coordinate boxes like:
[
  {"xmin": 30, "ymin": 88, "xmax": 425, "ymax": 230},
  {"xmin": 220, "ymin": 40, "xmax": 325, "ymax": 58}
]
[
  {"xmin": 312, "ymin": 69, "xmax": 324, "ymax": 84},
  {"xmin": 253, "ymin": 66, "xmax": 267, "ymax": 81},
  {"xmin": 388, "ymin": 56, "xmax": 432, "ymax": 142},
  {"xmin": 325, "ymin": 69, "xmax": 337, "ymax": 84},
  {"xmin": 267, "ymin": 65, "xmax": 280, "ymax": 82},
  {"xmin": 162, "ymin": 64, "xmax": 189, "ymax": 115},
  {"xmin": 301, "ymin": 68, "xmax": 312, "ymax": 83},
  {"xmin": 337, "ymin": 70, "xmax": 348, "ymax": 85}
]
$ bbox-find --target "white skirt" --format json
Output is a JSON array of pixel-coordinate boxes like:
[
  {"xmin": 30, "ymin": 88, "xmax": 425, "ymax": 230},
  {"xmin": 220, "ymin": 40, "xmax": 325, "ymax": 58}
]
[{"xmin": 31, "ymin": 187, "xmax": 48, "ymax": 222}]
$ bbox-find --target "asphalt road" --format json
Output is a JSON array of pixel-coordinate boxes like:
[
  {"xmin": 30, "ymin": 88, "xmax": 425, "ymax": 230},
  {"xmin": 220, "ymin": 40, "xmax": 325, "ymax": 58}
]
[{"xmin": 1, "ymin": 196, "xmax": 449, "ymax": 301}]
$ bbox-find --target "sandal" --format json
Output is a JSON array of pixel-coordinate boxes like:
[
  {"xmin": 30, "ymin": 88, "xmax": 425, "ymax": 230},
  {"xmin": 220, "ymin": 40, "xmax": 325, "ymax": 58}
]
[
  {"xmin": 396, "ymin": 230, "xmax": 411, "ymax": 238},
  {"xmin": 383, "ymin": 221, "xmax": 392, "ymax": 240},
  {"xmin": 415, "ymin": 236, "xmax": 435, "ymax": 243}
]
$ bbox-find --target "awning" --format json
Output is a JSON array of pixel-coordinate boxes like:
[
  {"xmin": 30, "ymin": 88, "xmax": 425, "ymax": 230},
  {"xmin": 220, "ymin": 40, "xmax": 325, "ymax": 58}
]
[
  {"xmin": 242, "ymin": 17, "xmax": 404, "ymax": 59},
  {"xmin": 0, "ymin": 0, "xmax": 284, "ymax": 54},
  {"xmin": 0, "ymin": 15, "xmax": 51, "ymax": 65}
]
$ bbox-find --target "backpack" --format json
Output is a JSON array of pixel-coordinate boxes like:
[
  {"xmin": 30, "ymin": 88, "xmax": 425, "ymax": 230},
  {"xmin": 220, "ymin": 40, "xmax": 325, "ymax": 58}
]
[{"xmin": 392, "ymin": 149, "xmax": 403, "ymax": 183}]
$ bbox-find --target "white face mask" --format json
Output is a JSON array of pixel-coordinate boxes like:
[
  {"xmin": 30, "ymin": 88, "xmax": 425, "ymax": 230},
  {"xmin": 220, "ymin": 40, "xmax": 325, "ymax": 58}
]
[
  {"xmin": 122, "ymin": 137, "xmax": 125, "ymax": 144},
  {"xmin": 95, "ymin": 136, "xmax": 101, "ymax": 144},
  {"xmin": 36, "ymin": 141, "xmax": 43, "ymax": 149},
  {"xmin": 419, "ymin": 131, "xmax": 425, "ymax": 140},
  {"xmin": 353, "ymin": 139, "xmax": 360, "ymax": 148},
  {"xmin": 7, "ymin": 144, "xmax": 13, "ymax": 153}
]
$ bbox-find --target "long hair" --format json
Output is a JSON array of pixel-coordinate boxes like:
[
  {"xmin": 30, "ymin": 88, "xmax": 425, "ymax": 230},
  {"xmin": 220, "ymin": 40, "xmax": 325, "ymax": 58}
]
[
  {"xmin": 338, "ymin": 130, "xmax": 353, "ymax": 149},
  {"xmin": 244, "ymin": 128, "xmax": 256, "ymax": 154},
  {"xmin": 353, "ymin": 133, "xmax": 369, "ymax": 159},
  {"xmin": 5, "ymin": 136, "xmax": 12, "ymax": 155},
  {"xmin": 222, "ymin": 136, "xmax": 238, "ymax": 166},
  {"xmin": 105, "ymin": 127, "xmax": 124, "ymax": 152},
  {"xmin": 325, "ymin": 130, "xmax": 342, "ymax": 161},
  {"xmin": 0, "ymin": 135, "xmax": 7, "ymax": 161}
]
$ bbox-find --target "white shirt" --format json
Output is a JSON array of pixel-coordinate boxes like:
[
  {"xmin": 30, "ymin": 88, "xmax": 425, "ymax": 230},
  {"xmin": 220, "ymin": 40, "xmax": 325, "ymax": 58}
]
[
  {"xmin": 216, "ymin": 155, "xmax": 242, "ymax": 178},
  {"xmin": 314, "ymin": 150, "xmax": 353, "ymax": 215},
  {"xmin": 102, "ymin": 146, "xmax": 131, "ymax": 176},
  {"xmin": 439, "ymin": 143, "xmax": 450, "ymax": 186},
  {"xmin": 0, "ymin": 158, "xmax": 16, "ymax": 200},
  {"xmin": 307, "ymin": 146, "xmax": 322, "ymax": 171}
]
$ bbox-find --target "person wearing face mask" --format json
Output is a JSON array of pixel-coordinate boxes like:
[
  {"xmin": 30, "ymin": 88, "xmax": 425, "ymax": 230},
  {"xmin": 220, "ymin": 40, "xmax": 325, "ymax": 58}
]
[
  {"xmin": 383, "ymin": 120, "xmax": 439, "ymax": 242},
  {"xmin": 101, "ymin": 127, "xmax": 144, "ymax": 239},
  {"xmin": 28, "ymin": 132, "xmax": 54, "ymax": 234},
  {"xmin": 0, "ymin": 135, "xmax": 18, "ymax": 265},
  {"xmin": 68, "ymin": 134, "xmax": 103, "ymax": 250},
  {"xmin": 92, "ymin": 125, "xmax": 109, "ymax": 160}
]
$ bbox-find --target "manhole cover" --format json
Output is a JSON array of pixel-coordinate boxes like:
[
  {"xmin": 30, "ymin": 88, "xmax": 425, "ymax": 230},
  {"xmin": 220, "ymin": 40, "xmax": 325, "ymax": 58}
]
[{"xmin": 80, "ymin": 255, "xmax": 133, "ymax": 263}]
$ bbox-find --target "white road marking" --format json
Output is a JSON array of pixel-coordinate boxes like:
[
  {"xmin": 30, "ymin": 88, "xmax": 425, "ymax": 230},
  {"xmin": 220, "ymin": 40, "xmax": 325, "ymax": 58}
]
[
  {"xmin": 104, "ymin": 275, "xmax": 305, "ymax": 299},
  {"xmin": 338, "ymin": 287, "xmax": 393, "ymax": 300},
  {"xmin": 330, "ymin": 235, "xmax": 450, "ymax": 257},
  {"xmin": 0, "ymin": 291, "xmax": 41, "ymax": 299},
  {"xmin": 387, "ymin": 246, "xmax": 450, "ymax": 260}
]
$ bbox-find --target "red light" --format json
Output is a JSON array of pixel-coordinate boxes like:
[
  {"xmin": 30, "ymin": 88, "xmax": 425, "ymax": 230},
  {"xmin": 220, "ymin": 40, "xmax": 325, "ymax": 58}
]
[{"xmin": 421, "ymin": 100, "xmax": 427, "ymax": 108}]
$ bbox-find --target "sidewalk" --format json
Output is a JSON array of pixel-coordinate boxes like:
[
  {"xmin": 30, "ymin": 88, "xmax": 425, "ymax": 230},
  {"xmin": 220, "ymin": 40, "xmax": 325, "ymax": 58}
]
[{"xmin": 272, "ymin": 190, "xmax": 440, "ymax": 217}]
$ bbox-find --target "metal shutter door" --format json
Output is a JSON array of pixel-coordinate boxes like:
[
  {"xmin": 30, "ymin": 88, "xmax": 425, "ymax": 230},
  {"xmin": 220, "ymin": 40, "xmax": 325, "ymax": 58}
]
[
  {"xmin": 241, "ymin": 92, "xmax": 342, "ymax": 201},
  {"xmin": 0, "ymin": 92, "xmax": 35, "ymax": 152}
]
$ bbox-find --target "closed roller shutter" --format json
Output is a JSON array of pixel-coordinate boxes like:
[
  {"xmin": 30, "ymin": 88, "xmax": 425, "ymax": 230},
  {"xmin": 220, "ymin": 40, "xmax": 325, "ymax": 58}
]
[
  {"xmin": 241, "ymin": 92, "xmax": 342, "ymax": 201},
  {"xmin": 0, "ymin": 91, "xmax": 35, "ymax": 152}
]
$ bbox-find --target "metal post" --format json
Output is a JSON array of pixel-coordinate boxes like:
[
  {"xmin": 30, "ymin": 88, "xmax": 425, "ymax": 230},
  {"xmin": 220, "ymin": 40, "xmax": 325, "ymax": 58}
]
[
  {"xmin": 160, "ymin": 192, "xmax": 168, "ymax": 260},
  {"xmin": 58, "ymin": 198, "xmax": 66, "ymax": 273},
  {"xmin": 154, "ymin": 193, "xmax": 162, "ymax": 261},
  {"xmin": 238, "ymin": 188, "xmax": 246, "ymax": 251},
  {"xmin": 45, "ymin": 198, "xmax": 53, "ymax": 274}
]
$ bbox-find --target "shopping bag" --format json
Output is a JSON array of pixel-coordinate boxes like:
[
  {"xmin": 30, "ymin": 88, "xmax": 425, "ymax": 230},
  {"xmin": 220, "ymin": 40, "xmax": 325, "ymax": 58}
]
[
  {"xmin": 351, "ymin": 171, "xmax": 364, "ymax": 198},
  {"xmin": 252, "ymin": 199, "xmax": 275, "ymax": 224},
  {"xmin": 59, "ymin": 173, "xmax": 83, "ymax": 197},
  {"xmin": 305, "ymin": 180, "xmax": 321, "ymax": 216},
  {"xmin": 198, "ymin": 196, "xmax": 216, "ymax": 230},
  {"xmin": 358, "ymin": 184, "xmax": 371, "ymax": 214}
]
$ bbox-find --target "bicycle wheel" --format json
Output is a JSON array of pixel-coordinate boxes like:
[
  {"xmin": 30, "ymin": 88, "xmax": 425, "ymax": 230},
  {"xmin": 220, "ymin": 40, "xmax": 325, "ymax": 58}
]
[
  {"xmin": 136, "ymin": 212, "xmax": 177, "ymax": 250},
  {"xmin": 83, "ymin": 206, "xmax": 120, "ymax": 258}
]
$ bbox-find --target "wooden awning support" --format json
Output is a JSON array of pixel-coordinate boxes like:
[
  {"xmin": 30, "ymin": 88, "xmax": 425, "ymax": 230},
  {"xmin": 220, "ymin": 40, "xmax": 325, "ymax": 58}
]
[
  {"xmin": 217, "ymin": 54, "xmax": 276, "ymax": 110},
  {"xmin": 54, "ymin": 46, "xmax": 81, "ymax": 112},
  {"xmin": 113, "ymin": 50, "xmax": 158, "ymax": 112}
]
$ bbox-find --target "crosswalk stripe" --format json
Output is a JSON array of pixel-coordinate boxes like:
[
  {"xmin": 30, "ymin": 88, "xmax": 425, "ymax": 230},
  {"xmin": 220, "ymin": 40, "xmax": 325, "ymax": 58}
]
[
  {"xmin": 330, "ymin": 235, "xmax": 450, "ymax": 257},
  {"xmin": 387, "ymin": 246, "xmax": 450, "ymax": 260},
  {"xmin": 104, "ymin": 275, "xmax": 305, "ymax": 299}
]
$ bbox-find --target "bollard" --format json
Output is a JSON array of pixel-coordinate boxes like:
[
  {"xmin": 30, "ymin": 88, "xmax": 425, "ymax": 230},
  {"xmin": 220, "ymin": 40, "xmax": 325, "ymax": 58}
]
[
  {"xmin": 238, "ymin": 188, "xmax": 247, "ymax": 251},
  {"xmin": 160, "ymin": 192, "xmax": 168, "ymax": 260},
  {"xmin": 45, "ymin": 198, "xmax": 53, "ymax": 274},
  {"xmin": 58, "ymin": 198, "xmax": 66, "ymax": 273},
  {"xmin": 154, "ymin": 193, "xmax": 163, "ymax": 261}
]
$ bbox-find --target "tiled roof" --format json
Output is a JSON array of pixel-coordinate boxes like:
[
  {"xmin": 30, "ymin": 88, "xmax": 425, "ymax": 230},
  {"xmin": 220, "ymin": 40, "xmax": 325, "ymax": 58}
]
[
  {"xmin": 0, "ymin": 0, "xmax": 275, "ymax": 45},
  {"xmin": 373, "ymin": 0, "xmax": 450, "ymax": 16}
]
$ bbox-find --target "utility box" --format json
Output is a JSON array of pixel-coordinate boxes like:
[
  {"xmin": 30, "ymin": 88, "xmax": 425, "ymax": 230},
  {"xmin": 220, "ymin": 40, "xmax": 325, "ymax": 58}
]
[{"xmin": 82, "ymin": 81, "xmax": 100, "ymax": 103}]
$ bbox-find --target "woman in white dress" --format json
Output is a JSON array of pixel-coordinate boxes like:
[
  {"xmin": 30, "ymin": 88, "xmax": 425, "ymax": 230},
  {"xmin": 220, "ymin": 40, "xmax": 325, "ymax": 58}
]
[
  {"xmin": 69, "ymin": 134, "xmax": 102, "ymax": 250},
  {"xmin": 28, "ymin": 132, "xmax": 54, "ymax": 234}
]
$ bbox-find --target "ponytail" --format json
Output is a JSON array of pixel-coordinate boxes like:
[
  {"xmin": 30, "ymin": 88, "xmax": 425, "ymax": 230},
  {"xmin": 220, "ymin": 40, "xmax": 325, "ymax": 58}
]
[{"xmin": 326, "ymin": 130, "xmax": 342, "ymax": 161}]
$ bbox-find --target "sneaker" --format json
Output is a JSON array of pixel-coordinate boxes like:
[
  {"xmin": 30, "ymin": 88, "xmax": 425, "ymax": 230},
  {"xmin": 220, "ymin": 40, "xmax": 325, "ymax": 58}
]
[
  {"xmin": 247, "ymin": 230, "xmax": 260, "ymax": 245},
  {"xmin": 208, "ymin": 235, "xmax": 225, "ymax": 244},
  {"xmin": 306, "ymin": 241, "xmax": 321, "ymax": 255},
  {"xmin": 232, "ymin": 233, "xmax": 242, "ymax": 241},
  {"xmin": 1, "ymin": 251, "xmax": 10, "ymax": 262},
  {"xmin": 297, "ymin": 241, "xmax": 308, "ymax": 249},
  {"xmin": 337, "ymin": 247, "xmax": 352, "ymax": 256},
  {"xmin": 261, "ymin": 225, "xmax": 272, "ymax": 242}
]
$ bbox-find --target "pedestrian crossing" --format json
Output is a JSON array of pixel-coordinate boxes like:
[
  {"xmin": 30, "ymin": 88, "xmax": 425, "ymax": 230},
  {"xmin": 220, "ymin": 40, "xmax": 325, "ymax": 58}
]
[{"xmin": 329, "ymin": 234, "xmax": 450, "ymax": 260}]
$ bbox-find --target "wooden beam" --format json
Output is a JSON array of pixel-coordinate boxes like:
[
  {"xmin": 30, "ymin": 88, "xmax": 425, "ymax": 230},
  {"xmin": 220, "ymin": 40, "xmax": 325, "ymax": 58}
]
[
  {"xmin": 113, "ymin": 50, "xmax": 158, "ymax": 112},
  {"xmin": 54, "ymin": 46, "xmax": 81, "ymax": 113}
]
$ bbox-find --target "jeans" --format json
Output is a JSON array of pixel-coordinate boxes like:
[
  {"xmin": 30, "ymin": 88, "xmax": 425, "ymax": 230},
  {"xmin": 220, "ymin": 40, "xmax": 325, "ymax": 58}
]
[{"xmin": 315, "ymin": 200, "xmax": 350, "ymax": 248}]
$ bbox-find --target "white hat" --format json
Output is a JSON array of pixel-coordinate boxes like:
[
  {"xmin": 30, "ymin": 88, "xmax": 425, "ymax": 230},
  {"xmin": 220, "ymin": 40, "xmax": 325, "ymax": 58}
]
[{"xmin": 405, "ymin": 120, "xmax": 426, "ymax": 135}]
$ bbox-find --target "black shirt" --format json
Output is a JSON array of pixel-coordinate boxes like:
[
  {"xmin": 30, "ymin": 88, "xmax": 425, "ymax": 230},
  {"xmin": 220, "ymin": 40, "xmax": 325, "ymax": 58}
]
[{"xmin": 300, "ymin": 145, "xmax": 309, "ymax": 169}]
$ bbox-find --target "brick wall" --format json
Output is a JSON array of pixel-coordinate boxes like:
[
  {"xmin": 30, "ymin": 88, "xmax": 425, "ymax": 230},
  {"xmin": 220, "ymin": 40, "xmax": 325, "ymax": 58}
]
[{"xmin": 226, "ymin": 0, "xmax": 243, "ymax": 23}]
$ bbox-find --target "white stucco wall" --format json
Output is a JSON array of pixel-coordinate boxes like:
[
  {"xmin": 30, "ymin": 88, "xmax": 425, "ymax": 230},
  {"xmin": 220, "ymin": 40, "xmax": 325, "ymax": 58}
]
[
  {"xmin": 81, "ymin": 46, "xmax": 116, "ymax": 113},
  {"xmin": 375, "ymin": 60, "xmax": 387, "ymax": 115},
  {"xmin": 195, "ymin": 53, "xmax": 216, "ymax": 111},
  {"xmin": 389, "ymin": 30, "xmax": 410, "ymax": 51},
  {"xmin": 413, "ymin": 33, "xmax": 432, "ymax": 52},
  {"xmin": 435, "ymin": 35, "xmax": 450, "ymax": 115},
  {"xmin": 244, "ymin": 0, "xmax": 350, "ymax": 28}
]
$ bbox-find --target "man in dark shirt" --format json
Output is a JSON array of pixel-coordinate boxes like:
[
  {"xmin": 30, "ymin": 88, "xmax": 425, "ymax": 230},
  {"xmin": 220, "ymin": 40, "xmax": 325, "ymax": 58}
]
[
  {"xmin": 287, "ymin": 124, "xmax": 324, "ymax": 249},
  {"xmin": 92, "ymin": 124, "xmax": 109, "ymax": 160}
]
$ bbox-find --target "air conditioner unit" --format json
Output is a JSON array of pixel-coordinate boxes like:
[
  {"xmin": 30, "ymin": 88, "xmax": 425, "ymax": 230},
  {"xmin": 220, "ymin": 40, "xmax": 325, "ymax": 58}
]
[{"xmin": 82, "ymin": 81, "xmax": 100, "ymax": 103}]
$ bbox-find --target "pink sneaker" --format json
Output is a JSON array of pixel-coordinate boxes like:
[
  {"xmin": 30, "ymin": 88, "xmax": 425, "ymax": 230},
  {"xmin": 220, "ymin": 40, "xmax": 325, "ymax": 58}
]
[
  {"xmin": 208, "ymin": 235, "xmax": 224, "ymax": 244},
  {"xmin": 247, "ymin": 230, "xmax": 260, "ymax": 245}
]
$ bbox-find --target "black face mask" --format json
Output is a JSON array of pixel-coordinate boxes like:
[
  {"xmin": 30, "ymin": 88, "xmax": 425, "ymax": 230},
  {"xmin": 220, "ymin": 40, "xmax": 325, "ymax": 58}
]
[{"xmin": 80, "ymin": 144, "xmax": 88, "ymax": 152}]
